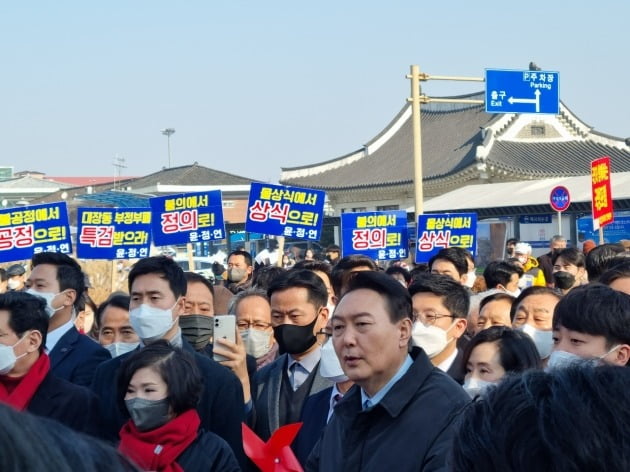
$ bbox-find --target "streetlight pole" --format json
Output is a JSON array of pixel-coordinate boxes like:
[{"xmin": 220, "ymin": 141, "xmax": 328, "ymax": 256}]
[
  {"xmin": 161, "ymin": 128, "xmax": 175, "ymax": 167},
  {"xmin": 407, "ymin": 65, "xmax": 424, "ymax": 219}
]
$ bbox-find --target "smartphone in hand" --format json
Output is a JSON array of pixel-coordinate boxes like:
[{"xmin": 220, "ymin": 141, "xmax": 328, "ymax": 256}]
[{"xmin": 213, "ymin": 315, "xmax": 236, "ymax": 362}]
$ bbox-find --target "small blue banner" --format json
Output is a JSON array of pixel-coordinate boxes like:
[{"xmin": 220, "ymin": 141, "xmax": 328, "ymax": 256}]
[
  {"xmin": 341, "ymin": 210, "xmax": 408, "ymax": 261},
  {"xmin": 77, "ymin": 208, "xmax": 152, "ymax": 260},
  {"xmin": 519, "ymin": 215, "xmax": 552, "ymax": 224},
  {"xmin": 0, "ymin": 202, "xmax": 72, "ymax": 262},
  {"xmin": 245, "ymin": 182, "xmax": 325, "ymax": 240},
  {"xmin": 416, "ymin": 213, "xmax": 477, "ymax": 263},
  {"xmin": 149, "ymin": 191, "xmax": 226, "ymax": 246}
]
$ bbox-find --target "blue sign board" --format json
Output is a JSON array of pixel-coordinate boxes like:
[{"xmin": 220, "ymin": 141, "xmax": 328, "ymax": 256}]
[
  {"xmin": 416, "ymin": 213, "xmax": 477, "ymax": 263},
  {"xmin": 550, "ymin": 185, "xmax": 571, "ymax": 212},
  {"xmin": 485, "ymin": 69, "xmax": 560, "ymax": 114},
  {"xmin": 0, "ymin": 202, "xmax": 72, "ymax": 262},
  {"xmin": 77, "ymin": 208, "xmax": 152, "ymax": 260},
  {"xmin": 341, "ymin": 210, "xmax": 408, "ymax": 261},
  {"xmin": 577, "ymin": 213, "xmax": 630, "ymax": 244},
  {"xmin": 519, "ymin": 215, "xmax": 552, "ymax": 224},
  {"xmin": 150, "ymin": 191, "xmax": 226, "ymax": 246},
  {"xmin": 245, "ymin": 182, "xmax": 325, "ymax": 241}
]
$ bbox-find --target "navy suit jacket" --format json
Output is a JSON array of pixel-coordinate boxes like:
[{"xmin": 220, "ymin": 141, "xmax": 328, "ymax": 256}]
[
  {"xmin": 293, "ymin": 386, "xmax": 333, "ymax": 466},
  {"xmin": 29, "ymin": 371, "xmax": 102, "ymax": 437},
  {"xmin": 48, "ymin": 326, "xmax": 110, "ymax": 387},
  {"xmin": 90, "ymin": 340, "xmax": 247, "ymax": 469}
]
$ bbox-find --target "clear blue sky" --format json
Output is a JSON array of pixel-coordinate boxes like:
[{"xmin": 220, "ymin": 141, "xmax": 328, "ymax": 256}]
[{"xmin": 2, "ymin": 2, "xmax": 628, "ymax": 183}]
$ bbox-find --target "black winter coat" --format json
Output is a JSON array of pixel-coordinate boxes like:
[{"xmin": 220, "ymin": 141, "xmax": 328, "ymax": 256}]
[{"xmin": 306, "ymin": 348, "xmax": 469, "ymax": 472}]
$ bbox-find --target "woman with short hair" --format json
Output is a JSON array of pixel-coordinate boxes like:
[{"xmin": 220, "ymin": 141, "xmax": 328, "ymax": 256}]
[{"xmin": 117, "ymin": 340, "xmax": 239, "ymax": 472}]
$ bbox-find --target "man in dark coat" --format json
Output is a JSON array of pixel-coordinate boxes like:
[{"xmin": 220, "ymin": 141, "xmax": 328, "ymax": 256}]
[
  {"xmin": 0, "ymin": 291, "xmax": 100, "ymax": 436},
  {"xmin": 306, "ymin": 271, "xmax": 469, "ymax": 471},
  {"xmin": 26, "ymin": 252, "xmax": 109, "ymax": 387},
  {"xmin": 537, "ymin": 235, "xmax": 567, "ymax": 286},
  {"xmin": 248, "ymin": 270, "xmax": 333, "ymax": 441},
  {"xmin": 90, "ymin": 256, "xmax": 247, "ymax": 469}
]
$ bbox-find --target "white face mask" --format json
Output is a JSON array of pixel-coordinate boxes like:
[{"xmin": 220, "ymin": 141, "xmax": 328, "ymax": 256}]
[
  {"xmin": 0, "ymin": 336, "xmax": 28, "ymax": 375},
  {"xmin": 240, "ymin": 328, "xmax": 273, "ymax": 358},
  {"xmin": 327, "ymin": 301, "xmax": 336, "ymax": 318},
  {"xmin": 26, "ymin": 289, "xmax": 64, "ymax": 318},
  {"xmin": 104, "ymin": 342, "xmax": 139, "ymax": 358},
  {"xmin": 463, "ymin": 377, "xmax": 495, "ymax": 399},
  {"xmin": 7, "ymin": 278, "xmax": 21, "ymax": 290},
  {"xmin": 502, "ymin": 287, "xmax": 521, "ymax": 298},
  {"xmin": 411, "ymin": 321, "xmax": 455, "ymax": 358},
  {"xmin": 520, "ymin": 324, "xmax": 553, "ymax": 359},
  {"xmin": 547, "ymin": 345, "xmax": 621, "ymax": 370},
  {"xmin": 464, "ymin": 271, "xmax": 476, "ymax": 289},
  {"xmin": 129, "ymin": 300, "xmax": 179, "ymax": 343},
  {"xmin": 319, "ymin": 337, "xmax": 348, "ymax": 383},
  {"xmin": 546, "ymin": 350, "xmax": 582, "ymax": 370}
]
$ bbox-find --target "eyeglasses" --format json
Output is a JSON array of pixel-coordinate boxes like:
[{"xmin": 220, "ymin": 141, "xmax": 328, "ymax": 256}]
[
  {"xmin": 317, "ymin": 329, "xmax": 332, "ymax": 340},
  {"xmin": 413, "ymin": 311, "xmax": 455, "ymax": 326},
  {"xmin": 236, "ymin": 320, "xmax": 272, "ymax": 330}
]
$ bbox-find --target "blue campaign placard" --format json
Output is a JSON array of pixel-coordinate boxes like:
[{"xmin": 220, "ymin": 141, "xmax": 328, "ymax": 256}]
[
  {"xmin": 485, "ymin": 69, "xmax": 559, "ymax": 114},
  {"xmin": 245, "ymin": 182, "xmax": 325, "ymax": 240},
  {"xmin": 577, "ymin": 213, "xmax": 630, "ymax": 244},
  {"xmin": 341, "ymin": 210, "xmax": 408, "ymax": 261},
  {"xmin": 416, "ymin": 213, "xmax": 477, "ymax": 263},
  {"xmin": 0, "ymin": 202, "xmax": 72, "ymax": 262},
  {"xmin": 149, "ymin": 191, "xmax": 226, "ymax": 246},
  {"xmin": 77, "ymin": 208, "xmax": 152, "ymax": 260}
]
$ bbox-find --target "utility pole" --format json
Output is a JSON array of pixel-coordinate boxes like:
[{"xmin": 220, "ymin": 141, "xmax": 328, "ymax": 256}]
[
  {"xmin": 161, "ymin": 128, "xmax": 176, "ymax": 168},
  {"xmin": 406, "ymin": 66, "xmax": 484, "ymax": 218}
]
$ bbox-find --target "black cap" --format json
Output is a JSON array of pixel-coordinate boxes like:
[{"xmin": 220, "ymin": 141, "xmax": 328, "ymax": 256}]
[
  {"xmin": 326, "ymin": 244, "xmax": 341, "ymax": 253},
  {"xmin": 6, "ymin": 264, "xmax": 25, "ymax": 276}
]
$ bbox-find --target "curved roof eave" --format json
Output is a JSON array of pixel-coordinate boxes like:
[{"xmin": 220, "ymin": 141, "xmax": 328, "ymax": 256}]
[{"xmin": 282, "ymin": 91, "xmax": 503, "ymax": 175}]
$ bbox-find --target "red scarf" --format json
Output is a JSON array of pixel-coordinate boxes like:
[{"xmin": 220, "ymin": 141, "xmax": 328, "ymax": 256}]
[
  {"xmin": 0, "ymin": 353, "xmax": 50, "ymax": 411},
  {"xmin": 118, "ymin": 408, "xmax": 201, "ymax": 472}
]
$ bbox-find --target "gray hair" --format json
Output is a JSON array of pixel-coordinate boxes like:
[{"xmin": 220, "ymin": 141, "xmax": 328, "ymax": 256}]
[
  {"xmin": 227, "ymin": 288, "xmax": 270, "ymax": 314},
  {"xmin": 550, "ymin": 235, "xmax": 566, "ymax": 244}
]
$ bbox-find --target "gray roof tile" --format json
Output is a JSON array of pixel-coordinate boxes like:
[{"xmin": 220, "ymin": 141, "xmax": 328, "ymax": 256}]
[{"xmin": 280, "ymin": 92, "xmax": 630, "ymax": 192}]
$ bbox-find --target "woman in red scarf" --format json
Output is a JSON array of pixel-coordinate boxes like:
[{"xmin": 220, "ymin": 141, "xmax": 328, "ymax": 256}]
[{"xmin": 117, "ymin": 340, "xmax": 240, "ymax": 472}]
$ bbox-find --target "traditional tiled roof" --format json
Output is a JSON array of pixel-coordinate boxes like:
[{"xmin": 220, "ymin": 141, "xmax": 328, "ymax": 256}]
[
  {"xmin": 279, "ymin": 92, "xmax": 630, "ymax": 196},
  {"xmin": 33, "ymin": 163, "xmax": 259, "ymax": 205},
  {"xmin": 128, "ymin": 163, "xmax": 256, "ymax": 190},
  {"xmin": 484, "ymin": 140, "xmax": 630, "ymax": 178}
]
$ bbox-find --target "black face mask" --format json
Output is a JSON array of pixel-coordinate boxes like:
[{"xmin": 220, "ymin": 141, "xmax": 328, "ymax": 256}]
[
  {"xmin": 273, "ymin": 314, "xmax": 319, "ymax": 355},
  {"xmin": 553, "ymin": 271, "xmax": 576, "ymax": 290},
  {"xmin": 179, "ymin": 315, "xmax": 213, "ymax": 351}
]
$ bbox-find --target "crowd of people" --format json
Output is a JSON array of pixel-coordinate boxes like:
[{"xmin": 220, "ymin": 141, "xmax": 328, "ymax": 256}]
[{"xmin": 0, "ymin": 236, "xmax": 629, "ymax": 471}]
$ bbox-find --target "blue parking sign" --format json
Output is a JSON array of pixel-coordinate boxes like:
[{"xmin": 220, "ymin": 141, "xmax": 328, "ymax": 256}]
[{"xmin": 486, "ymin": 69, "xmax": 560, "ymax": 114}]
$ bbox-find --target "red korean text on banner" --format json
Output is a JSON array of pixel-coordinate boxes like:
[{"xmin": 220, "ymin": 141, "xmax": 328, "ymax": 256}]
[{"xmin": 591, "ymin": 156, "xmax": 614, "ymax": 230}]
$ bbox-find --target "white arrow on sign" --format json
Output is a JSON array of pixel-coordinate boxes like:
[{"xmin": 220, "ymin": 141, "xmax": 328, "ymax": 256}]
[{"xmin": 508, "ymin": 89, "xmax": 541, "ymax": 112}]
